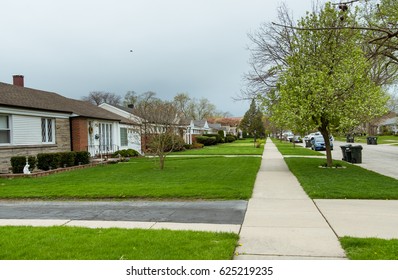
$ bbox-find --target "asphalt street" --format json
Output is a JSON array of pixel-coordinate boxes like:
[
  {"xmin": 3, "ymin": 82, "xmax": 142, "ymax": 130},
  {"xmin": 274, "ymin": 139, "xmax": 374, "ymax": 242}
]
[
  {"xmin": 0, "ymin": 200, "xmax": 247, "ymax": 225},
  {"xmin": 330, "ymin": 141, "xmax": 398, "ymax": 179}
]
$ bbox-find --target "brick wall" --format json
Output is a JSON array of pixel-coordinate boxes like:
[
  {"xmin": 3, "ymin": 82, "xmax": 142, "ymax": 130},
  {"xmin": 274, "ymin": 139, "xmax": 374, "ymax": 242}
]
[{"xmin": 70, "ymin": 117, "xmax": 88, "ymax": 152}]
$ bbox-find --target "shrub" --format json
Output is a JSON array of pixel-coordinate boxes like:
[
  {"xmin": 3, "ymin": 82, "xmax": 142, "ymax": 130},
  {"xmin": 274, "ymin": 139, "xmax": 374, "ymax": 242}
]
[
  {"xmin": 225, "ymin": 135, "xmax": 237, "ymax": 143},
  {"xmin": 196, "ymin": 136, "xmax": 217, "ymax": 146},
  {"xmin": 74, "ymin": 151, "xmax": 91, "ymax": 165},
  {"xmin": 37, "ymin": 153, "xmax": 61, "ymax": 171},
  {"xmin": 113, "ymin": 149, "xmax": 140, "ymax": 158},
  {"xmin": 204, "ymin": 133, "xmax": 223, "ymax": 143},
  {"xmin": 192, "ymin": 142, "xmax": 204, "ymax": 149},
  {"xmin": 59, "ymin": 152, "xmax": 76, "ymax": 167},
  {"xmin": 183, "ymin": 144, "xmax": 193, "ymax": 150},
  {"xmin": 10, "ymin": 156, "xmax": 37, "ymax": 174}
]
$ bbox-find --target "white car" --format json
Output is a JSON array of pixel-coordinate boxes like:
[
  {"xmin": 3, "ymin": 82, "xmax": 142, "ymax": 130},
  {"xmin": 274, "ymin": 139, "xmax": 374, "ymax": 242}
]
[{"xmin": 304, "ymin": 132, "xmax": 321, "ymax": 141}]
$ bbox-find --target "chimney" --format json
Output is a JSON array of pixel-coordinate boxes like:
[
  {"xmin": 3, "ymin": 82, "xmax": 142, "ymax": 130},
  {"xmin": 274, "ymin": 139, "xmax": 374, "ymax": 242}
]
[{"xmin": 13, "ymin": 75, "xmax": 24, "ymax": 87}]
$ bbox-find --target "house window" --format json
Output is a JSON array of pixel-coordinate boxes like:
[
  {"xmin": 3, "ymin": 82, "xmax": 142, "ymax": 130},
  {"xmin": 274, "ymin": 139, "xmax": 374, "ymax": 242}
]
[
  {"xmin": 41, "ymin": 118, "xmax": 54, "ymax": 143},
  {"xmin": 0, "ymin": 115, "xmax": 11, "ymax": 144},
  {"xmin": 120, "ymin": 128, "xmax": 128, "ymax": 146}
]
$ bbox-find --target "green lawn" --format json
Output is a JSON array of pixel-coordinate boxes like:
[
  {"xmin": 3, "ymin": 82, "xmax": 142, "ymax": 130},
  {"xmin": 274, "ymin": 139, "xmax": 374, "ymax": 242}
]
[
  {"xmin": 0, "ymin": 226, "xmax": 238, "ymax": 260},
  {"xmin": 272, "ymin": 139, "xmax": 324, "ymax": 156},
  {"xmin": 340, "ymin": 237, "xmax": 398, "ymax": 260},
  {"xmin": 0, "ymin": 156, "xmax": 261, "ymax": 200},
  {"xmin": 284, "ymin": 157, "xmax": 398, "ymax": 199},
  {"xmin": 173, "ymin": 139, "xmax": 264, "ymax": 155}
]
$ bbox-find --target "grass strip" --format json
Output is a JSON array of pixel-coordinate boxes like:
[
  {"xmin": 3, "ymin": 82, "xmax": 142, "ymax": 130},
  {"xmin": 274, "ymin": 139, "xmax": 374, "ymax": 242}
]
[
  {"xmin": 340, "ymin": 237, "xmax": 398, "ymax": 260},
  {"xmin": 173, "ymin": 139, "xmax": 264, "ymax": 155},
  {"xmin": 272, "ymin": 140, "xmax": 324, "ymax": 156},
  {"xmin": 0, "ymin": 226, "xmax": 238, "ymax": 260},
  {"xmin": 283, "ymin": 157, "xmax": 398, "ymax": 199},
  {"xmin": 0, "ymin": 156, "xmax": 261, "ymax": 200}
]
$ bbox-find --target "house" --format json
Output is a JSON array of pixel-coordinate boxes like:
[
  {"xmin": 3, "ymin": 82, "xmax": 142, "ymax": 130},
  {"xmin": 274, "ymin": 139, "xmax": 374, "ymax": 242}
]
[
  {"xmin": 98, "ymin": 103, "xmax": 142, "ymax": 153},
  {"xmin": 376, "ymin": 112, "xmax": 398, "ymax": 135},
  {"xmin": 185, "ymin": 120, "xmax": 210, "ymax": 144},
  {"xmin": 0, "ymin": 75, "xmax": 126, "ymax": 173},
  {"xmin": 207, "ymin": 117, "xmax": 242, "ymax": 137},
  {"xmin": 367, "ymin": 112, "xmax": 398, "ymax": 135}
]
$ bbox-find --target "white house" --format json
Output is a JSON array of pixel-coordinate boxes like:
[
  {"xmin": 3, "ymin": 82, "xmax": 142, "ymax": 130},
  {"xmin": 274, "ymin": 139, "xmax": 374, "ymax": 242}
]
[{"xmin": 99, "ymin": 103, "xmax": 142, "ymax": 154}]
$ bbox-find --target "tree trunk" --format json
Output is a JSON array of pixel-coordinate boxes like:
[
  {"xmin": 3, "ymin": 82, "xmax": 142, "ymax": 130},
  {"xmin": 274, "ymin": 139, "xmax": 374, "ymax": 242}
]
[
  {"xmin": 319, "ymin": 128, "xmax": 333, "ymax": 167},
  {"xmin": 159, "ymin": 154, "xmax": 165, "ymax": 170}
]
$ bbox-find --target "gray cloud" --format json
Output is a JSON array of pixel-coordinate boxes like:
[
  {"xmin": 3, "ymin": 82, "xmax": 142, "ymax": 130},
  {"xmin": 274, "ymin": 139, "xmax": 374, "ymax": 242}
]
[{"xmin": 0, "ymin": 0, "xmax": 316, "ymax": 116}]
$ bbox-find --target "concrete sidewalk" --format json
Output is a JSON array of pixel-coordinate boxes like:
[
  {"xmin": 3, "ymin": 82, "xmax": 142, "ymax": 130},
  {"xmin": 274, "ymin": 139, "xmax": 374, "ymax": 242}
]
[
  {"xmin": 235, "ymin": 139, "xmax": 347, "ymax": 260},
  {"xmin": 0, "ymin": 218, "xmax": 241, "ymax": 233}
]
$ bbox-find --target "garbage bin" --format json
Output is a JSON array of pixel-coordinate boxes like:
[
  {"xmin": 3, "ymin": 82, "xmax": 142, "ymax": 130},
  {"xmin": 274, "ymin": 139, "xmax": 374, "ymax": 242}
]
[
  {"xmin": 340, "ymin": 145, "xmax": 351, "ymax": 161},
  {"xmin": 367, "ymin": 136, "xmax": 378, "ymax": 145},
  {"xmin": 305, "ymin": 139, "xmax": 312, "ymax": 148},
  {"xmin": 346, "ymin": 135, "xmax": 354, "ymax": 143},
  {"xmin": 346, "ymin": 145, "xmax": 363, "ymax": 164}
]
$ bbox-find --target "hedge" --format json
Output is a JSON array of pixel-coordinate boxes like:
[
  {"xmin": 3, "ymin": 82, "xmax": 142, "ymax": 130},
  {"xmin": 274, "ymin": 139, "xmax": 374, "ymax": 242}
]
[
  {"xmin": 113, "ymin": 149, "xmax": 140, "ymax": 157},
  {"xmin": 74, "ymin": 151, "xmax": 91, "ymax": 165},
  {"xmin": 10, "ymin": 156, "xmax": 37, "ymax": 174},
  {"xmin": 204, "ymin": 133, "xmax": 223, "ymax": 143},
  {"xmin": 59, "ymin": 152, "xmax": 76, "ymax": 167},
  {"xmin": 225, "ymin": 135, "xmax": 237, "ymax": 143},
  {"xmin": 196, "ymin": 136, "xmax": 217, "ymax": 146},
  {"xmin": 36, "ymin": 151, "xmax": 91, "ymax": 171}
]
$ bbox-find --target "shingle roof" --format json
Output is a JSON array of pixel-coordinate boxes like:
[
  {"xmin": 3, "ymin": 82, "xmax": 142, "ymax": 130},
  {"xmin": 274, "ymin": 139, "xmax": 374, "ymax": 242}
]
[{"xmin": 0, "ymin": 82, "xmax": 122, "ymax": 121}]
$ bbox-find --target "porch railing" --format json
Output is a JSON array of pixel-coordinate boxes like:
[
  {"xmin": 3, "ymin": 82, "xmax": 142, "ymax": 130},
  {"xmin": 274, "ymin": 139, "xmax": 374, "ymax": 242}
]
[{"xmin": 87, "ymin": 144, "xmax": 119, "ymax": 158}]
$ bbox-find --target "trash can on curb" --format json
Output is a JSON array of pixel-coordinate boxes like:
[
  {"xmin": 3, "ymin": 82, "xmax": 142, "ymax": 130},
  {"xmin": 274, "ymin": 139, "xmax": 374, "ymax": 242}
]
[
  {"xmin": 367, "ymin": 136, "xmax": 378, "ymax": 145},
  {"xmin": 346, "ymin": 145, "xmax": 363, "ymax": 164},
  {"xmin": 305, "ymin": 139, "xmax": 312, "ymax": 148},
  {"xmin": 346, "ymin": 135, "xmax": 354, "ymax": 143},
  {"xmin": 340, "ymin": 145, "xmax": 351, "ymax": 161}
]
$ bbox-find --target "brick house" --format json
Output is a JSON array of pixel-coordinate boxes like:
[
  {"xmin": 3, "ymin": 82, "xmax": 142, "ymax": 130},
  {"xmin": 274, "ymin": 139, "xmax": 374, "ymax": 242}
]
[{"xmin": 0, "ymin": 75, "xmax": 128, "ymax": 173}]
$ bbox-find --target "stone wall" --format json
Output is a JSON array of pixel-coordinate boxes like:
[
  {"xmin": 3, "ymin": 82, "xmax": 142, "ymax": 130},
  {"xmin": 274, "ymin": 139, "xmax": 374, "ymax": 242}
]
[{"xmin": 0, "ymin": 118, "xmax": 71, "ymax": 173}]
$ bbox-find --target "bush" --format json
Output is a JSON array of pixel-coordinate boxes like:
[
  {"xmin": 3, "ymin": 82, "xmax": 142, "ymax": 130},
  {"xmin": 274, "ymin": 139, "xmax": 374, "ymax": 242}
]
[
  {"xmin": 10, "ymin": 156, "xmax": 37, "ymax": 174},
  {"xmin": 204, "ymin": 133, "xmax": 223, "ymax": 143},
  {"xmin": 74, "ymin": 151, "xmax": 91, "ymax": 165},
  {"xmin": 59, "ymin": 152, "xmax": 76, "ymax": 168},
  {"xmin": 37, "ymin": 153, "xmax": 61, "ymax": 171},
  {"xmin": 225, "ymin": 135, "xmax": 237, "ymax": 143},
  {"xmin": 113, "ymin": 149, "xmax": 140, "ymax": 158},
  {"xmin": 183, "ymin": 144, "xmax": 193, "ymax": 150},
  {"xmin": 196, "ymin": 136, "xmax": 218, "ymax": 146},
  {"xmin": 192, "ymin": 142, "xmax": 204, "ymax": 149}
]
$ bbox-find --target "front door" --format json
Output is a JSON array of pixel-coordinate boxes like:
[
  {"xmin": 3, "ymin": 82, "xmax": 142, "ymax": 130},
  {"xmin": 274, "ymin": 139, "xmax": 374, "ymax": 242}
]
[{"xmin": 99, "ymin": 123, "xmax": 113, "ymax": 153}]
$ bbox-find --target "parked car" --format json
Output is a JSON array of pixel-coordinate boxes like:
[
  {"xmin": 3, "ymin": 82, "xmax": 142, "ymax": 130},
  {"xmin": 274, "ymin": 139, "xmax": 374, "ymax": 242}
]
[
  {"xmin": 311, "ymin": 135, "xmax": 334, "ymax": 151},
  {"xmin": 304, "ymin": 132, "xmax": 321, "ymax": 141},
  {"xmin": 292, "ymin": 136, "xmax": 303, "ymax": 143},
  {"xmin": 282, "ymin": 131, "xmax": 294, "ymax": 141}
]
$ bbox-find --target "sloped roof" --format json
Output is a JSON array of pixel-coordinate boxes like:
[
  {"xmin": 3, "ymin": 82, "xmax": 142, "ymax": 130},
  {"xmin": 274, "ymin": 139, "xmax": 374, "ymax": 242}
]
[
  {"xmin": 192, "ymin": 120, "xmax": 207, "ymax": 127},
  {"xmin": 0, "ymin": 82, "xmax": 121, "ymax": 121},
  {"xmin": 111, "ymin": 104, "xmax": 136, "ymax": 114}
]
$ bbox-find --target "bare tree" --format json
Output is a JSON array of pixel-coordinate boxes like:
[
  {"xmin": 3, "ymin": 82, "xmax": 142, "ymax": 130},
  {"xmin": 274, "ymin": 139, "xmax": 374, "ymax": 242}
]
[
  {"xmin": 123, "ymin": 91, "xmax": 138, "ymax": 107},
  {"xmin": 244, "ymin": 3, "xmax": 298, "ymax": 113},
  {"xmin": 173, "ymin": 93, "xmax": 223, "ymax": 120},
  {"xmin": 135, "ymin": 95, "xmax": 183, "ymax": 170},
  {"xmin": 82, "ymin": 91, "xmax": 122, "ymax": 106}
]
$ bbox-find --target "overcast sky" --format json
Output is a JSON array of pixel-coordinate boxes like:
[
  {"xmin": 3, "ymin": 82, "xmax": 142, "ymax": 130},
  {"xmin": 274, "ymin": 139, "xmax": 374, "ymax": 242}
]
[{"xmin": 1, "ymin": 0, "xmax": 318, "ymax": 116}]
